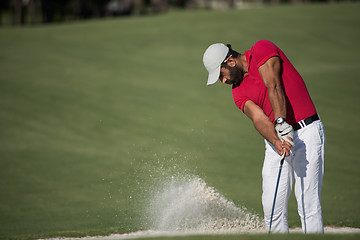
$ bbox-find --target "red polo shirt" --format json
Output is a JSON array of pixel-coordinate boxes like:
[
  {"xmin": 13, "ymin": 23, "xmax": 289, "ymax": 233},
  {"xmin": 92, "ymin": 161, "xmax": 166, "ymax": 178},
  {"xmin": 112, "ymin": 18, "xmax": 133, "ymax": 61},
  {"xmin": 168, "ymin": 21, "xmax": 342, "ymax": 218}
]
[{"xmin": 232, "ymin": 40, "xmax": 316, "ymax": 125}]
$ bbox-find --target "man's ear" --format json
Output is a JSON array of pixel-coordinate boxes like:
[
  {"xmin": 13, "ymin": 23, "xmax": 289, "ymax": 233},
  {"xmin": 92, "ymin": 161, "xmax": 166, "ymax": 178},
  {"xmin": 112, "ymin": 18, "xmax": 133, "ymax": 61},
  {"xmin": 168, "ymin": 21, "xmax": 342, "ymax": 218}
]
[{"xmin": 227, "ymin": 57, "xmax": 236, "ymax": 67}]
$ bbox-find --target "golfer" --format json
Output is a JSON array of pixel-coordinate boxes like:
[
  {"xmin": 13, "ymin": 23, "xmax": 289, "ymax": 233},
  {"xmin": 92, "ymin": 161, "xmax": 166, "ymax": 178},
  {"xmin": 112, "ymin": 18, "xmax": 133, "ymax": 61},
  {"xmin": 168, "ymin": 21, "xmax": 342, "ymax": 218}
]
[{"xmin": 202, "ymin": 40, "xmax": 325, "ymax": 233}]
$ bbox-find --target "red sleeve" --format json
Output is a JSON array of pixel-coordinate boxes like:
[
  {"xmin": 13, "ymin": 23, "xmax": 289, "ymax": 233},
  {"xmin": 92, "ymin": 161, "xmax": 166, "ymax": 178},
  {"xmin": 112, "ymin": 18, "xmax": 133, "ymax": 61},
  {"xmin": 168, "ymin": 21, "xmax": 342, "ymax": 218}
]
[
  {"xmin": 232, "ymin": 87, "xmax": 250, "ymax": 113},
  {"xmin": 236, "ymin": 97, "xmax": 250, "ymax": 113},
  {"xmin": 252, "ymin": 40, "xmax": 280, "ymax": 68}
]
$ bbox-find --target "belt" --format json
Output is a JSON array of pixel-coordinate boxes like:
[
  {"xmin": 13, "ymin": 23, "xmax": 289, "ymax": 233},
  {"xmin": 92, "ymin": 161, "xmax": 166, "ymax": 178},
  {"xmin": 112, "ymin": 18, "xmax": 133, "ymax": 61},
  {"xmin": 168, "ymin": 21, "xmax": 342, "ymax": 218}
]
[{"xmin": 292, "ymin": 114, "xmax": 319, "ymax": 131}]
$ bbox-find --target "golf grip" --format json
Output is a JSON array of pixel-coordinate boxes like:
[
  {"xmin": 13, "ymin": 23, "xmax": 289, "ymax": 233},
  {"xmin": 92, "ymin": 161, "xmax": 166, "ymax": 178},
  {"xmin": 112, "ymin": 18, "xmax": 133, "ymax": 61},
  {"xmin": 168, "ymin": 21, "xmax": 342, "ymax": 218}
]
[{"xmin": 268, "ymin": 152, "xmax": 286, "ymax": 233}]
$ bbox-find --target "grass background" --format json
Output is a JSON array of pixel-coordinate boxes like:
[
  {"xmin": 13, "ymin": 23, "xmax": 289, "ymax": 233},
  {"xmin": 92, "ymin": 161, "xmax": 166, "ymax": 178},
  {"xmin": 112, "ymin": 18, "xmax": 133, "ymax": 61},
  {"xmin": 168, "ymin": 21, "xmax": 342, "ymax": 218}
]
[{"xmin": 0, "ymin": 2, "xmax": 359, "ymax": 240}]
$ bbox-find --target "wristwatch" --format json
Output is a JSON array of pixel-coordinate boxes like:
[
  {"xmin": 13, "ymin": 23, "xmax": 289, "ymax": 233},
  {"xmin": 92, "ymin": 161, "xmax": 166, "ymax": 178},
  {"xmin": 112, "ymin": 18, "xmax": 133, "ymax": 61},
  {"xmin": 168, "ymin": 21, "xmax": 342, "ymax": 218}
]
[{"xmin": 275, "ymin": 117, "xmax": 286, "ymax": 125}]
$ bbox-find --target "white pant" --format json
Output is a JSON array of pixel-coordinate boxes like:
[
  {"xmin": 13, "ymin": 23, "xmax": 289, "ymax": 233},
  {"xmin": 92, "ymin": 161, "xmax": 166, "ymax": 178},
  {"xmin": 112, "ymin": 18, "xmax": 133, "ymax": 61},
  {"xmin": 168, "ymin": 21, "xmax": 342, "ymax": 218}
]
[{"xmin": 262, "ymin": 120, "xmax": 325, "ymax": 233}]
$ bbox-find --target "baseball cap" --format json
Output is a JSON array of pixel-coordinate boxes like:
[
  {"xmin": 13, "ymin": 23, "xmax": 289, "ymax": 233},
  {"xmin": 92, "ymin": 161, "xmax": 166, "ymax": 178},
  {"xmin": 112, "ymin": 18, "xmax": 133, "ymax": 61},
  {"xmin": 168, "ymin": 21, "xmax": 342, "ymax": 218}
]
[{"xmin": 203, "ymin": 43, "xmax": 229, "ymax": 86}]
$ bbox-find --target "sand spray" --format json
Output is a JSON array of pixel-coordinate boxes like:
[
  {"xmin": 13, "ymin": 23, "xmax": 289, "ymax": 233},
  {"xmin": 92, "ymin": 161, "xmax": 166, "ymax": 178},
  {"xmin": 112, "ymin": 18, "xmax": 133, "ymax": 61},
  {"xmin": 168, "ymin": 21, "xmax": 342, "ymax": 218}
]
[
  {"xmin": 122, "ymin": 151, "xmax": 264, "ymax": 234},
  {"xmin": 144, "ymin": 174, "xmax": 264, "ymax": 233}
]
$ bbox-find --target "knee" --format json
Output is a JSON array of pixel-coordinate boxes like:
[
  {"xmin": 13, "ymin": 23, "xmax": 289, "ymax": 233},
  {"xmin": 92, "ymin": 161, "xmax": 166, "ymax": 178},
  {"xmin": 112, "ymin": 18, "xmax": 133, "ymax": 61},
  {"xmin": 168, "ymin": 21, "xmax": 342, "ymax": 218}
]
[{"xmin": 297, "ymin": 197, "xmax": 322, "ymax": 218}]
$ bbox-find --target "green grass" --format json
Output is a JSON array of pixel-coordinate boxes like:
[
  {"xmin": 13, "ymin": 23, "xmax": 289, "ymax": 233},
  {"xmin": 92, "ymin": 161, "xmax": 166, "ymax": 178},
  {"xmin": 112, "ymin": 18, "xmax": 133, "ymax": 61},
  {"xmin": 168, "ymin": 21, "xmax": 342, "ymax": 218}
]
[{"xmin": 0, "ymin": 2, "xmax": 359, "ymax": 240}]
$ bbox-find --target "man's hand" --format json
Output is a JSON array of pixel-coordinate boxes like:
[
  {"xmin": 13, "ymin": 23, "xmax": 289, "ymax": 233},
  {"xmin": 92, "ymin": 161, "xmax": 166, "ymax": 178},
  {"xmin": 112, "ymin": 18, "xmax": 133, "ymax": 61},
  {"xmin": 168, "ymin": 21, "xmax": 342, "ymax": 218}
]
[
  {"xmin": 274, "ymin": 139, "xmax": 292, "ymax": 157},
  {"xmin": 275, "ymin": 122, "xmax": 295, "ymax": 147}
]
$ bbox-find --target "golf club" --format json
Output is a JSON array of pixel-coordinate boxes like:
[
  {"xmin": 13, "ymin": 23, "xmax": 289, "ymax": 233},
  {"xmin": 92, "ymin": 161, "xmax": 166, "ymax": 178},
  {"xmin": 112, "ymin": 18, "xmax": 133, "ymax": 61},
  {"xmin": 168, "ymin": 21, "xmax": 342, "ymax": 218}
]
[{"xmin": 269, "ymin": 152, "xmax": 286, "ymax": 233}]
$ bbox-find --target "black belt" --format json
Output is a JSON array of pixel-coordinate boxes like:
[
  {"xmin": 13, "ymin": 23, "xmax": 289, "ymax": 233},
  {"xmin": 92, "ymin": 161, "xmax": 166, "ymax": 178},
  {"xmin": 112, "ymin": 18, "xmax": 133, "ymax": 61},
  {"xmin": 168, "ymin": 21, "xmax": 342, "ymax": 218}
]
[{"xmin": 292, "ymin": 114, "xmax": 319, "ymax": 131}]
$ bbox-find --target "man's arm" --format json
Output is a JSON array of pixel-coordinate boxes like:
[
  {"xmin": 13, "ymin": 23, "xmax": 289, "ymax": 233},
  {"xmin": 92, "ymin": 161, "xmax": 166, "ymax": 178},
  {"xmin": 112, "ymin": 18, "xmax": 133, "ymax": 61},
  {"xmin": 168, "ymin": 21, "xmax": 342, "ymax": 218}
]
[
  {"xmin": 244, "ymin": 100, "xmax": 291, "ymax": 156},
  {"xmin": 258, "ymin": 56, "xmax": 294, "ymax": 147},
  {"xmin": 258, "ymin": 56, "xmax": 286, "ymax": 121}
]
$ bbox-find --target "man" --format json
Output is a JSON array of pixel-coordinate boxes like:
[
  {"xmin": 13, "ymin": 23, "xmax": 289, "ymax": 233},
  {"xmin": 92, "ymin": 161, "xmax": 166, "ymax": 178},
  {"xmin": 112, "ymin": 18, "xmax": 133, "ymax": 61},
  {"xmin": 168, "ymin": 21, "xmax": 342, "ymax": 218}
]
[{"xmin": 202, "ymin": 40, "xmax": 325, "ymax": 233}]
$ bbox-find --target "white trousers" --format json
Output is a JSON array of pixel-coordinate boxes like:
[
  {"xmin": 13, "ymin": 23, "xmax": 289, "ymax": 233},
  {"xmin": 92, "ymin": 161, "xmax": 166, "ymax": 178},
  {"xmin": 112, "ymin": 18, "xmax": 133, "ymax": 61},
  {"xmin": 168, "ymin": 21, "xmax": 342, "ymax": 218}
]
[{"xmin": 262, "ymin": 120, "xmax": 325, "ymax": 233}]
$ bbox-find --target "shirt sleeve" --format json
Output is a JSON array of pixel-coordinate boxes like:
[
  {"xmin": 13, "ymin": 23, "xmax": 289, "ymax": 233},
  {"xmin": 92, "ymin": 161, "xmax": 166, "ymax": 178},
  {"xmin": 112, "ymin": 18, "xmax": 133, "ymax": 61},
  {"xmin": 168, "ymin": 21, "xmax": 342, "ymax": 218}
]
[
  {"xmin": 232, "ymin": 87, "xmax": 249, "ymax": 112},
  {"xmin": 252, "ymin": 40, "xmax": 280, "ymax": 68}
]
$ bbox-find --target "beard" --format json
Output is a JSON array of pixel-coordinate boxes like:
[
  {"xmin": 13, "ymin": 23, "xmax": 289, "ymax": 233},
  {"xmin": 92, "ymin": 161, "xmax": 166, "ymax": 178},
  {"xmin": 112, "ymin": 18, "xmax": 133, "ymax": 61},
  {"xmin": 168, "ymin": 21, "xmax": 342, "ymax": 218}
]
[{"xmin": 225, "ymin": 65, "xmax": 245, "ymax": 88}]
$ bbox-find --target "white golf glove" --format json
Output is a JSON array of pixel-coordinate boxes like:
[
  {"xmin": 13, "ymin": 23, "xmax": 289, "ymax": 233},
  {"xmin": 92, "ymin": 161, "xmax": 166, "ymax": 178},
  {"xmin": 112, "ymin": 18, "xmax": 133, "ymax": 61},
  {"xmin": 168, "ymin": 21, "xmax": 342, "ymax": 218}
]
[{"xmin": 275, "ymin": 122, "xmax": 295, "ymax": 147}]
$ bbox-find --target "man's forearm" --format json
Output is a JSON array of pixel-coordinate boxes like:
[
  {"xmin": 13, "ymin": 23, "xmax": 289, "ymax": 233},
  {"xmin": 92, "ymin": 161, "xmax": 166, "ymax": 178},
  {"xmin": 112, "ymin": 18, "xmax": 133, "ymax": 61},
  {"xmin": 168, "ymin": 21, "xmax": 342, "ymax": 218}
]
[
  {"xmin": 268, "ymin": 84, "xmax": 287, "ymax": 121},
  {"xmin": 252, "ymin": 114, "xmax": 279, "ymax": 146}
]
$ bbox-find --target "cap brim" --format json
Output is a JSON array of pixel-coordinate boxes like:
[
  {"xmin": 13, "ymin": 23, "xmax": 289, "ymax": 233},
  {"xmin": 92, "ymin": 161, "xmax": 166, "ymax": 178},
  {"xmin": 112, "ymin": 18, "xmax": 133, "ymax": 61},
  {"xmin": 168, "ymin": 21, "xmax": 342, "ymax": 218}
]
[{"xmin": 206, "ymin": 65, "xmax": 221, "ymax": 86}]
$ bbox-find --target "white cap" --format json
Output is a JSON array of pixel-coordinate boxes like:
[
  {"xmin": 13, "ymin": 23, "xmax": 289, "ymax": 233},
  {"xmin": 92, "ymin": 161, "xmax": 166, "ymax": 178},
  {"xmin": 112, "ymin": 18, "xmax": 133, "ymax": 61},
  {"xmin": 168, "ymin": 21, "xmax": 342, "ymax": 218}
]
[{"xmin": 203, "ymin": 43, "xmax": 229, "ymax": 86}]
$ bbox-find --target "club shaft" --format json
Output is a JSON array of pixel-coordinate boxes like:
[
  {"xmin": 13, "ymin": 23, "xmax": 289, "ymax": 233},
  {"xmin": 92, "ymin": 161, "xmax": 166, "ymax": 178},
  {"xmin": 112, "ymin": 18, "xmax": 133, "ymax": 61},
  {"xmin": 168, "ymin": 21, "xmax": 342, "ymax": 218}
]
[{"xmin": 269, "ymin": 153, "xmax": 286, "ymax": 233}]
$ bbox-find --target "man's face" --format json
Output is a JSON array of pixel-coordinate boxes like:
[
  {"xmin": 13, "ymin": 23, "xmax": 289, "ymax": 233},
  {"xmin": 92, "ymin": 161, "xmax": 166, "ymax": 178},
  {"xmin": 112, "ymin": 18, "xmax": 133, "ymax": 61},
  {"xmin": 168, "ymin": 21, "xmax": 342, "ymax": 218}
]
[{"xmin": 219, "ymin": 64, "xmax": 244, "ymax": 87}]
